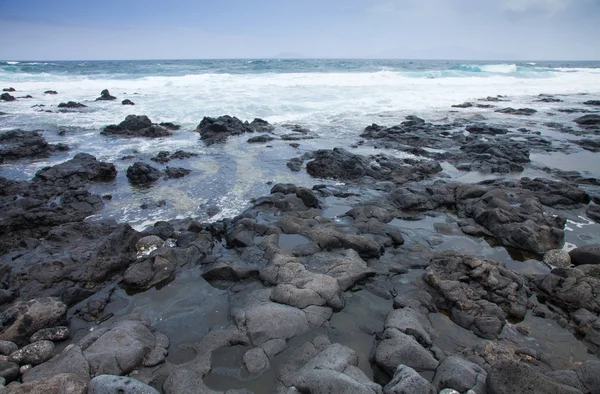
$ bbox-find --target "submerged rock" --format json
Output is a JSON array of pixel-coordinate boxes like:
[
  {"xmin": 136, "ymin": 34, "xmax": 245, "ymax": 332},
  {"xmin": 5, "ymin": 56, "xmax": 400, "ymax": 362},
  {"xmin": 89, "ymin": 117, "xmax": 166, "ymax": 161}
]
[
  {"xmin": 44, "ymin": 90, "xmax": 58, "ymax": 95},
  {"xmin": 2, "ymin": 87, "xmax": 16, "ymax": 92},
  {"xmin": 247, "ymin": 134, "xmax": 275, "ymax": 143},
  {"xmin": 164, "ymin": 166, "xmax": 191, "ymax": 179},
  {"xmin": 121, "ymin": 99, "xmax": 135, "ymax": 105},
  {"xmin": 102, "ymin": 115, "xmax": 172, "ymax": 138}
]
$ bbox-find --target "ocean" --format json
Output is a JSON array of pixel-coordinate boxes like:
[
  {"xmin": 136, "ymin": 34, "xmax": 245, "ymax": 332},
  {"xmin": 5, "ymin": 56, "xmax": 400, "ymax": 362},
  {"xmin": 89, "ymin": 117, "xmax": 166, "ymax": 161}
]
[{"xmin": 2, "ymin": 59, "xmax": 600, "ymax": 229}]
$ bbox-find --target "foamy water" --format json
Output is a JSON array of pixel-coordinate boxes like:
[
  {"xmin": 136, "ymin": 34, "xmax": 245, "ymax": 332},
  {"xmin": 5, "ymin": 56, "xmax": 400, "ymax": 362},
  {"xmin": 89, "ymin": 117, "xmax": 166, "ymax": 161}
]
[{"xmin": 2, "ymin": 59, "xmax": 600, "ymax": 227}]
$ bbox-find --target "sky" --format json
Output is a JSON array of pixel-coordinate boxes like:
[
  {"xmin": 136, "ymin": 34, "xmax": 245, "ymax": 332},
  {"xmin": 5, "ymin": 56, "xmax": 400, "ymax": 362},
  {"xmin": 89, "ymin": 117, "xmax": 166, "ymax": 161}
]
[{"xmin": 0, "ymin": 0, "xmax": 599, "ymax": 61}]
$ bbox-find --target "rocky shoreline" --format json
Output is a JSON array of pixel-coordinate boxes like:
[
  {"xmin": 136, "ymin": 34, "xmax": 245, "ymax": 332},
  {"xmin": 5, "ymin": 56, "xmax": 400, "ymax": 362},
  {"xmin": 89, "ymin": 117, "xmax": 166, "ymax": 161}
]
[{"xmin": 1, "ymin": 89, "xmax": 600, "ymax": 393}]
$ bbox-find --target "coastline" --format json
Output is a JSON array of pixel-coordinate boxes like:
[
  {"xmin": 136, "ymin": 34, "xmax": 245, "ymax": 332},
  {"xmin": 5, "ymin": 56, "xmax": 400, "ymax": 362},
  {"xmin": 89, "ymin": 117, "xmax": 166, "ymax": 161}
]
[{"xmin": 1, "ymin": 61, "xmax": 600, "ymax": 393}]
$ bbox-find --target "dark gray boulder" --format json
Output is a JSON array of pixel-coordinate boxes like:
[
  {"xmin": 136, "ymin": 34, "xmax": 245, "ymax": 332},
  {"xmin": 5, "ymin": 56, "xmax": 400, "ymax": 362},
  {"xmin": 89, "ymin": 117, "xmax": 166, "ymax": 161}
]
[
  {"xmin": 0, "ymin": 297, "xmax": 67, "ymax": 346},
  {"xmin": 432, "ymin": 356, "xmax": 487, "ymax": 393},
  {"xmin": 486, "ymin": 360, "xmax": 583, "ymax": 394},
  {"xmin": 122, "ymin": 99, "xmax": 135, "ymax": 105},
  {"xmin": 0, "ymin": 341, "xmax": 18, "ymax": 356},
  {"xmin": 58, "ymin": 101, "xmax": 86, "ymax": 109},
  {"xmin": 574, "ymin": 115, "xmax": 600, "ymax": 125},
  {"xmin": 9, "ymin": 340, "xmax": 55, "ymax": 366},
  {"xmin": 423, "ymin": 253, "xmax": 529, "ymax": 339},
  {"xmin": 374, "ymin": 328, "xmax": 439, "ymax": 376},
  {"xmin": 88, "ymin": 375, "xmax": 160, "ymax": 394},
  {"xmin": 126, "ymin": 162, "xmax": 160, "ymax": 185},
  {"xmin": 304, "ymin": 148, "xmax": 441, "ymax": 183},
  {"xmin": 384, "ymin": 365, "xmax": 436, "ymax": 394},
  {"xmin": 573, "ymin": 360, "xmax": 600, "ymax": 394},
  {"xmin": 569, "ymin": 244, "xmax": 600, "ymax": 266},
  {"xmin": 195, "ymin": 115, "xmax": 254, "ymax": 145},
  {"xmin": 0, "ymin": 130, "xmax": 69, "ymax": 162},
  {"xmin": 495, "ymin": 107, "xmax": 537, "ymax": 116},
  {"xmin": 80, "ymin": 319, "xmax": 157, "ymax": 376},
  {"xmin": 22, "ymin": 344, "xmax": 90, "ymax": 383},
  {"xmin": 0, "ymin": 93, "xmax": 16, "ymax": 101},
  {"xmin": 95, "ymin": 89, "xmax": 116, "ymax": 101},
  {"xmin": 588, "ymin": 204, "xmax": 600, "ymax": 223},
  {"xmin": 30, "ymin": 326, "xmax": 70, "ymax": 343},
  {"xmin": 102, "ymin": 115, "xmax": 172, "ymax": 138},
  {"xmin": 0, "ymin": 361, "xmax": 20, "ymax": 383},
  {"xmin": 5, "ymin": 373, "xmax": 88, "ymax": 394},
  {"xmin": 164, "ymin": 166, "xmax": 191, "ymax": 179},
  {"xmin": 247, "ymin": 134, "xmax": 275, "ymax": 143}
]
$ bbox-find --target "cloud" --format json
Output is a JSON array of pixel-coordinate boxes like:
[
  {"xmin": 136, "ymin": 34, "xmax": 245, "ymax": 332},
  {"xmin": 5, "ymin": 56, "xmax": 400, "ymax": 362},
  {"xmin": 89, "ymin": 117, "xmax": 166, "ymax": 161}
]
[{"xmin": 502, "ymin": 0, "xmax": 574, "ymax": 13}]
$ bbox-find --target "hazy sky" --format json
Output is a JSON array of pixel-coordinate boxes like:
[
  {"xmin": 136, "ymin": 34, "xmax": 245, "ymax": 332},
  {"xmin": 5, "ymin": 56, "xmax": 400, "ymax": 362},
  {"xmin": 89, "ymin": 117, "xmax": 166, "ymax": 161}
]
[{"xmin": 1, "ymin": 0, "xmax": 598, "ymax": 60}]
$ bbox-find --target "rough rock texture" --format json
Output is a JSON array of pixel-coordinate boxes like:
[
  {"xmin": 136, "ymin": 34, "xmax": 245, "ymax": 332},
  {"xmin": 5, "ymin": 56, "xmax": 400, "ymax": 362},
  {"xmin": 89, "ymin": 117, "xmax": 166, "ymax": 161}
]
[
  {"xmin": 424, "ymin": 253, "xmax": 529, "ymax": 339},
  {"xmin": 30, "ymin": 326, "xmax": 70, "ymax": 343},
  {"xmin": 196, "ymin": 115, "xmax": 273, "ymax": 145},
  {"xmin": 384, "ymin": 365, "xmax": 436, "ymax": 394},
  {"xmin": 22, "ymin": 344, "xmax": 90, "ymax": 383},
  {"xmin": 432, "ymin": 356, "xmax": 487, "ymax": 393},
  {"xmin": 0, "ymin": 221, "xmax": 140, "ymax": 304},
  {"xmin": 5, "ymin": 373, "xmax": 88, "ymax": 394},
  {"xmin": 0, "ymin": 297, "xmax": 67, "ymax": 345},
  {"xmin": 80, "ymin": 319, "xmax": 158, "ymax": 376},
  {"xmin": 150, "ymin": 150, "xmax": 197, "ymax": 163},
  {"xmin": 8, "ymin": 340, "xmax": 55, "ymax": 365},
  {"xmin": 486, "ymin": 360, "xmax": 583, "ymax": 394},
  {"xmin": 387, "ymin": 179, "xmax": 569, "ymax": 254},
  {"xmin": 102, "ymin": 115, "xmax": 172, "ymax": 138},
  {"xmin": 276, "ymin": 337, "xmax": 382, "ymax": 394},
  {"xmin": 374, "ymin": 328, "xmax": 439, "ymax": 376},
  {"xmin": 88, "ymin": 375, "xmax": 160, "ymax": 394},
  {"xmin": 302, "ymin": 148, "xmax": 442, "ymax": 183},
  {"xmin": 58, "ymin": 101, "xmax": 86, "ymax": 109},
  {"xmin": 126, "ymin": 162, "xmax": 160, "ymax": 185},
  {"xmin": 164, "ymin": 166, "xmax": 191, "ymax": 179},
  {"xmin": 0, "ymin": 130, "xmax": 69, "ymax": 162},
  {"xmin": 543, "ymin": 249, "xmax": 572, "ymax": 268}
]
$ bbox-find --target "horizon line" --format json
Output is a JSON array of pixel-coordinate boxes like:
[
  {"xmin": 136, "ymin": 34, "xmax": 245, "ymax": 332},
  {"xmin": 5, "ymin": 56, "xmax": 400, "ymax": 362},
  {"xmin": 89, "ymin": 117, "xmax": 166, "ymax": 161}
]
[{"xmin": 2, "ymin": 57, "xmax": 600, "ymax": 62}]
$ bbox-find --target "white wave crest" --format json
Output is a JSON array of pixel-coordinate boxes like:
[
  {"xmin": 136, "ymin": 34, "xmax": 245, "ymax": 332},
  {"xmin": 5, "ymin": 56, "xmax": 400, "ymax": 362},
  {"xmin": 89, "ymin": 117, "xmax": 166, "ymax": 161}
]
[{"xmin": 480, "ymin": 64, "xmax": 518, "ymax": 73}]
